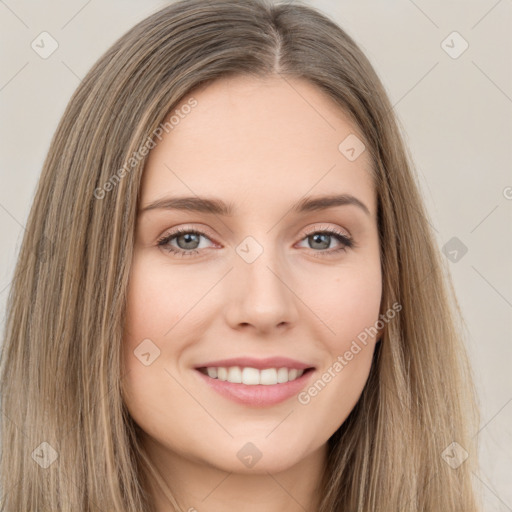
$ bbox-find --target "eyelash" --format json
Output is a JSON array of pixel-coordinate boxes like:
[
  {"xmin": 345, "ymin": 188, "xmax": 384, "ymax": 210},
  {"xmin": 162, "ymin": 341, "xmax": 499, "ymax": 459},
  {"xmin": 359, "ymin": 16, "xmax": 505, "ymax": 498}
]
[{"xmin": 156, "ymin": 226, "xmax": 355, "ymax": 258}]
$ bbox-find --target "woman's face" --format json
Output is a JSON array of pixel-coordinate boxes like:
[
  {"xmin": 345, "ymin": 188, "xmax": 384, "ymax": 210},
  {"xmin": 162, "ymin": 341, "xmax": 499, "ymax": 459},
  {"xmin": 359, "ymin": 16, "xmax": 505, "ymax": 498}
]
[{"xmin": 122, "ymin": 75, "xmax": 382, "ymax": 475}]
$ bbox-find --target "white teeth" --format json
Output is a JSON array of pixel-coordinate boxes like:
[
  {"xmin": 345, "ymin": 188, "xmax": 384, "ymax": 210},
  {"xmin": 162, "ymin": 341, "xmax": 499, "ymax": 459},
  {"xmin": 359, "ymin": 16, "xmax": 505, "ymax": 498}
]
[
  {"xmin": 201, "ymin": 366, "xmax": 307, "ymax": 385},
  {"xmin": 277, "ymin": 367, "xmax": 289, "ymax": 383},
  {"xmin": 260, "ymin": 368, "xmax": 277, "ymax": 385},
  {"xmin": 241, "ymin": 367, "xmax": 260, "ymax": 385},
  {"xmin": 227, "ymin": 366, "xmax": 242, "ymax": 383}
]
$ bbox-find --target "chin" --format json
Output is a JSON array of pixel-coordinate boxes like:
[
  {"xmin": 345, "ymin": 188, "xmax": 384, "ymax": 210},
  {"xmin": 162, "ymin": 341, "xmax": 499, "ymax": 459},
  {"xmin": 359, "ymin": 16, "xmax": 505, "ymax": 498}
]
[{"xmin": 199, "ymin": 436, "xmax": 315, "ymax": 475}]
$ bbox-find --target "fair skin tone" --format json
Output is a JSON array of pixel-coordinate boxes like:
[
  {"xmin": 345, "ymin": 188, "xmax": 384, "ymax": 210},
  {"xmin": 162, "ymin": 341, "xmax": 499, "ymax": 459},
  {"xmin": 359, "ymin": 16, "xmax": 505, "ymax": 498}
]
[{"xmin": 122, "ymin": 75, "xmax": 382, "ymax": 512}]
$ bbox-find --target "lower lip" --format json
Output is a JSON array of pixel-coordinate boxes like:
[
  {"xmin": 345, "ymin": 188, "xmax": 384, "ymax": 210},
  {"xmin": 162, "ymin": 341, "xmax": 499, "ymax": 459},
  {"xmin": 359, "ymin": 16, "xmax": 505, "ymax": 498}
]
[{"xmin": 195, "ymin": 369, "xmax": 315, "ymax": 407}]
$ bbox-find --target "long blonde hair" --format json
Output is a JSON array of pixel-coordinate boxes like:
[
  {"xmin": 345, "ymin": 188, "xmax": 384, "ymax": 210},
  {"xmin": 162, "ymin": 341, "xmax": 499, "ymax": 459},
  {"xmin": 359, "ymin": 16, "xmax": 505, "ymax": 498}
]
[{"xmin": 0, "ymin": 0, "xmax": 481, "ymax": 510}]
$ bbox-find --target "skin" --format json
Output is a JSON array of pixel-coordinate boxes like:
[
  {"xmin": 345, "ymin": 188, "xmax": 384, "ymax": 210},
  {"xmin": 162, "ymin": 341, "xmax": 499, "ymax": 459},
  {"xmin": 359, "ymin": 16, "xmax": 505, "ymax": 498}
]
[{"xmin": 122, "ymin": 75, "xmax": 382, "ymax": 512}]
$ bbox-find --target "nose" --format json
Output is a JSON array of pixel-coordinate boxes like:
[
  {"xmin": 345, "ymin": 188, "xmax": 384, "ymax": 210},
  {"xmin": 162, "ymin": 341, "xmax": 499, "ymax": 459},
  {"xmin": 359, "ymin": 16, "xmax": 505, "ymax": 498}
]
[{"xmin": 223, "ymin": 242, "xmax": 300, "ymax": 334}]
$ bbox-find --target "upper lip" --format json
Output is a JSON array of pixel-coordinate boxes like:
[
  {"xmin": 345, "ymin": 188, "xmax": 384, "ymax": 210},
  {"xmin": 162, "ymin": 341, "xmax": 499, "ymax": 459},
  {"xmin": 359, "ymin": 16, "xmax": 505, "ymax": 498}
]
[{"xmin": 194, "ymin": 357, "xmax": 314, "ymax": 371}]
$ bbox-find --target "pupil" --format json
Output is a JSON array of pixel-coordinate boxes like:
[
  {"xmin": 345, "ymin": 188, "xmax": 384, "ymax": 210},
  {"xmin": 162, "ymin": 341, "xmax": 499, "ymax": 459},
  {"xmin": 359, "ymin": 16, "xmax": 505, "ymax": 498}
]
[
  {"xmin": 311, "ymin": 233, "xmax": 329, "ymax": 250},
  {"xmin": 180, "ymin": 233, "xmax": 198, "ymax": 249}
]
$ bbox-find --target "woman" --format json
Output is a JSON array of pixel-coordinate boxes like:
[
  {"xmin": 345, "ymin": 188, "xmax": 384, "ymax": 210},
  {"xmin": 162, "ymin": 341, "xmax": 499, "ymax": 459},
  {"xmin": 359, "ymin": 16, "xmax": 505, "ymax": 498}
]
[{"xmin": 0, "ymin": 0, "xmax": 481, "ymax": 510}]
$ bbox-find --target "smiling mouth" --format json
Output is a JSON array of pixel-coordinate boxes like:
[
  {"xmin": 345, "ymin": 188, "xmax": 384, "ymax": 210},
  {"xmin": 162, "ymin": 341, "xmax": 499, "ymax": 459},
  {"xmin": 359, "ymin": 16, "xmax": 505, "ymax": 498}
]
[{"xmin": 197, "ymin": 366, "xmax": 315, "ymax": 386}]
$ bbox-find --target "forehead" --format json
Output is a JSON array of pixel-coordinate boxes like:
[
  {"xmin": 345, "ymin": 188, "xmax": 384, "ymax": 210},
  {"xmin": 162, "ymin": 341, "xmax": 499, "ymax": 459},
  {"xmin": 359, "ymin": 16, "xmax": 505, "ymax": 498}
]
[{"xmin": 141, "ymin": 75, "xmax": 376, "ymax": 217}]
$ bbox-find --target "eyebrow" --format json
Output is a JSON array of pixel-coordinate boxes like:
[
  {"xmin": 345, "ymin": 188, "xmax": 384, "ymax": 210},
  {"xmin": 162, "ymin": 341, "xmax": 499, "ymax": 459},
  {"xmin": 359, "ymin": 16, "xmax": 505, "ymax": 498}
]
[{"xmin": 140, "ymin": 193, "xmax": 371, "ymax": 217}]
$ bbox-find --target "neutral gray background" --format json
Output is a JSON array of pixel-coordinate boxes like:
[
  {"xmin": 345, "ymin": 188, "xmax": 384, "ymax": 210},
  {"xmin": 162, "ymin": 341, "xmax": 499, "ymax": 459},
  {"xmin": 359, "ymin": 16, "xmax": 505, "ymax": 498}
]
[{"xmin": 0, "ymin": 0, "xmax": 511, "ymax": 509}]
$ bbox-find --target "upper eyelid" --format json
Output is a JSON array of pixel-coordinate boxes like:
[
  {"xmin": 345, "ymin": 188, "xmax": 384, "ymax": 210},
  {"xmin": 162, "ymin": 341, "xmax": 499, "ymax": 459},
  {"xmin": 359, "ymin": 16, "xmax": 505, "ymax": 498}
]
[{"xmin": 160, "ymin": 226, "xmax": 219, "ymax": 245}]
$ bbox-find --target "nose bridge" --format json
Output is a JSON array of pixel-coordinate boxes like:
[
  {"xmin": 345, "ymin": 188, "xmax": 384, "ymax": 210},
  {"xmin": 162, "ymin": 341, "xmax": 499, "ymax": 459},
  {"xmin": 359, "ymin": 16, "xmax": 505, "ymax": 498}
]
[
  {"xmin": 240, "ymin": 240, "xmax": 281, "ymax": 288},
  {"xmin": 236, "ymin": 232, "xmax": 285, "ymax": 295},
  {"xmin": 225, "ymin": 231, "xmax": 299, "ymax": 330}
]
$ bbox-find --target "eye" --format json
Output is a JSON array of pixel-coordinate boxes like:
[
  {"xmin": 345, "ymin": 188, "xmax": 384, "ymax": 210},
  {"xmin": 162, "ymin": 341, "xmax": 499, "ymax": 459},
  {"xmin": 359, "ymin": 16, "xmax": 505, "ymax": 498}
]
[
  {"xmin": 296, "ymin": 226, "xmax": 355, "ymax": 257},
  {"xmin": 157, "ymin": 227, "xmax": 215, "ymax": 257}
]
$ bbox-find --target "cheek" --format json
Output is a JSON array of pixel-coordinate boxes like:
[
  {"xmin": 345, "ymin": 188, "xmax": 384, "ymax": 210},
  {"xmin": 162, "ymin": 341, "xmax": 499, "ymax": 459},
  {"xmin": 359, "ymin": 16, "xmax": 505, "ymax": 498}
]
[
  {"xmin": 296, "ymin": 261, "xmax": 381, "ymax": 401},
  {"xmin": 296, "ymin": 264, "xmax": 382, "ymax": 433},
  {"xmin": 123, "ymin": 254, "xmax": 192, "ymax": 349},
  {"xmin": 121, "ymin": 257, "xmax": 182, "ymax": 413},
  {"xmin": 305, "ymin": 262, "xmax": 382, "ymax": 348},
  {"xmin": 121, "ymin": 262, "xmax": 192, "ymax": 446}
]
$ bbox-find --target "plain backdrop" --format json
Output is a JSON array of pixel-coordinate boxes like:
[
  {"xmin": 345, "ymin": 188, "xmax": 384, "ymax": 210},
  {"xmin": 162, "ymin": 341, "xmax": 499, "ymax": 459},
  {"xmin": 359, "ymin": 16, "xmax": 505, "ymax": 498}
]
[{"xmin": 0, "ymin": 0, "xmax": 511, "ymax": 509}]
